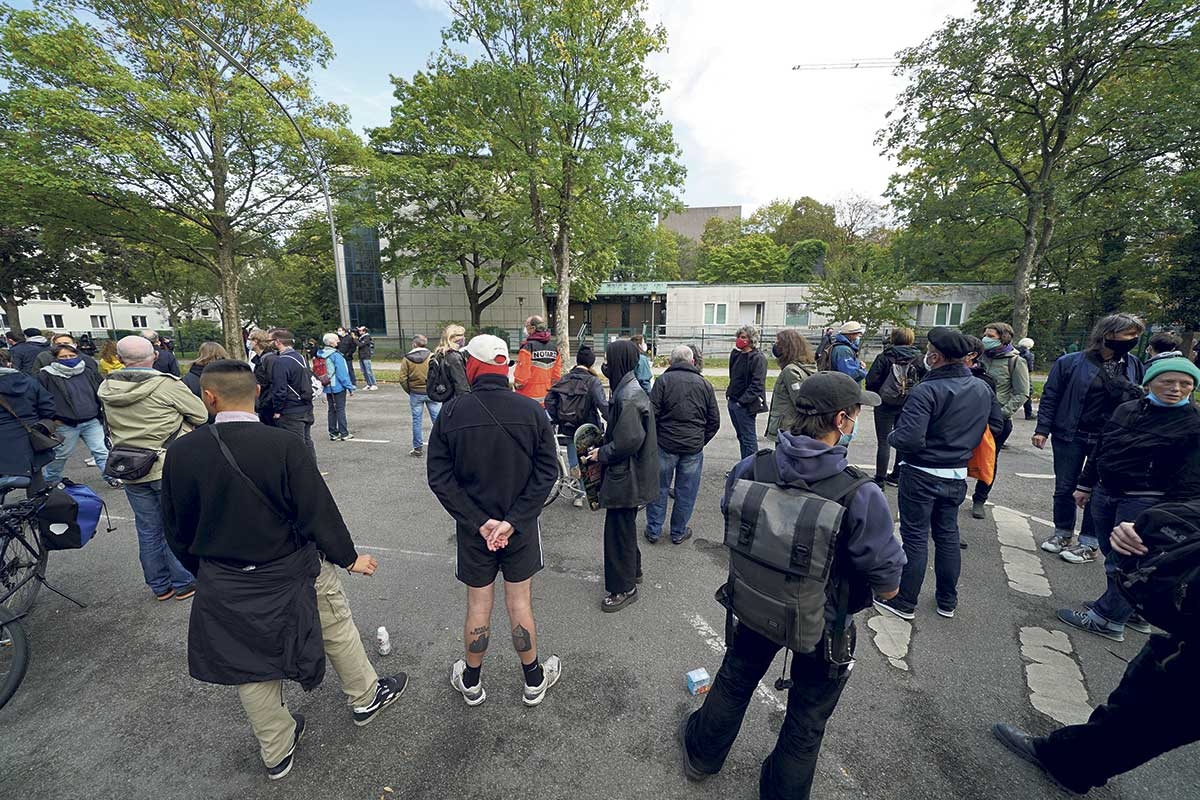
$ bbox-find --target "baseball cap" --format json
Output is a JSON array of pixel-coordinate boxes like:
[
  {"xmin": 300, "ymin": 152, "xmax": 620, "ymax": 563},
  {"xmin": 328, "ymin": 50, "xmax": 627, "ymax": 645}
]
[
  {"xmin": 795, "ymin": 371, "xmax": 880, "ymax": 414},
  {"xmin": 464, "ymin": 334, "xmax": 510, "ymax": 365},
  {"xmin": 927, "ymin": 326, "xmax": 973, "ymax": 359}
]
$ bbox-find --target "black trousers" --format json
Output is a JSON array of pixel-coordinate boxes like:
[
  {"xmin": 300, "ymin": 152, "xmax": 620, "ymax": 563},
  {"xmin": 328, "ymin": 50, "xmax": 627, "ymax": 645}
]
[
  {"xmin": 273, "ymin": 414, "xmax": 317, "ymax": 463},
  {"xmin": 602, "ymin": 506, "xmax": 641, "ymax": 594},
  {"xmin": 972, "ymin": 416, "xmax": 1013, "ymax": 502},
  {"xmin": 872, "ymin": 405, "xmax": 901, "ymax": 479},
  {"xmin": 1036, "ymin": 634, "xmax": 1199, "ymax": 793},
  {"xmin": 685, "ymin": 623, "xmax": 853, "ymax": 800}
]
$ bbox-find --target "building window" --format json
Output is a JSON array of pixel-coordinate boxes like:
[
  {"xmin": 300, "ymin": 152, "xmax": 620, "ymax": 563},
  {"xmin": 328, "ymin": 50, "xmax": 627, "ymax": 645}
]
[
  {"xmin": 784, "ymin": 302, "xmax": 810, "ymax": 327},
  {"xmin": 131, "ymin": 315, "xmax": 147, "ymax": 328},
  {"xmin": 90, "ymin": 315, "xmax": 108, "ymax": 328},
  {"xmin": 200, "ymin": 307, "xmax": 210, "ymax": 317},
  {"xmin": 738, "ymin": 302, "xmax": 764, "ymax": 326},
  {"xmin": 128, "ymin": 294, "xmax": 143, "ymax": 304},
  {"xmin": 703, "ymin": 302, "xmax": 727, "ymax": 325},
  {"xmin": 43, "ymin": 314, "xmax": 64, "ymax": 328},
  {"xmin": 343, "ymin": 227, "xmax": 387, "ymax": 332},
  {"xmin": 935, "ymin": 303, "xmax": 964, "ymax": 326},
  {"xmin": 90, "ymin": 290, "xmax": 104, "ymax": 302}
]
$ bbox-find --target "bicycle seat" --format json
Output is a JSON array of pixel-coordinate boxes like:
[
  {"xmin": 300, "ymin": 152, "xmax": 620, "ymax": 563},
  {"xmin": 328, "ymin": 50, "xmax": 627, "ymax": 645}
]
[
  {"xmin": 0, "ymin": 476, "xmax": 33, "ymax": 508},
  {"xmin": 555, "ymin": 434, "xmax": 574, "ymax": 447}
]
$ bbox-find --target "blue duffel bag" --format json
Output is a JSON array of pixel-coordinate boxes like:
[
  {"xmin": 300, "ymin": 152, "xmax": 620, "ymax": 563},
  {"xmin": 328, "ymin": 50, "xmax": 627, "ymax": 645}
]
[{"xmin": 37, "ymin": 479, "xmax": 108, "ymax": 550}]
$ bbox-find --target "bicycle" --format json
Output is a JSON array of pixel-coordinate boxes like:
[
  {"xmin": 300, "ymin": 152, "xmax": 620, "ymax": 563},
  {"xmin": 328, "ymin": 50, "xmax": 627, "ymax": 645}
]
[
  {"xmin": 543, "ymin": 434, "xmax": 588, "ymax": 508},
  {"xmin": 0, "ymin": 606, "xmax": 29, "ymax": 709}
]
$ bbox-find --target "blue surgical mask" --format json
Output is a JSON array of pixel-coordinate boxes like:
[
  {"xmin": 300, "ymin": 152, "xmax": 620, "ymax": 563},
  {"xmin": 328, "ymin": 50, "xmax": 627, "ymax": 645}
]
[
  {"xmin": 1147, "ymin": 392, "xmax": 1192, "ymax": 408},
  {"xmin": 838, "ymin": 414, "xmax": 858, "ymax": 447},
  {"xmin": 59, "ymin": 356, "xmax": 82, "ymax": 367},
  {"xmin": 981, "ymin": 336, "xmax": 1001, "ymax": 350}
]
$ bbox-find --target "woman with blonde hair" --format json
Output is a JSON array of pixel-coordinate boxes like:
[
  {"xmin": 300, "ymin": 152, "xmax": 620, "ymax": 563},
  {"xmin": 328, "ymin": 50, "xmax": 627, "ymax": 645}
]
[
  {"xmin": 97, "ymin": 338, "xmax": 123, "ymax": 375},
  {"xmin": 435, "ymin": 323, "xmax": 471, "ymax": 399},
  {"xmin": 765, "ymin": 329, "xmax": 816, "ymax": 441},
  {"xmin": 182, "ymin": 341, "xmax": 230, "ymax": 398}
]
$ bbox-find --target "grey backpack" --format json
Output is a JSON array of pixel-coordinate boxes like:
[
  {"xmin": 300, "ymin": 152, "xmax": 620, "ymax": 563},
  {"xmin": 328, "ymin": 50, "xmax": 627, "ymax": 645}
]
[{"xmin": 719, "ymin": 450, "xmax": 870, "ymax": 656}]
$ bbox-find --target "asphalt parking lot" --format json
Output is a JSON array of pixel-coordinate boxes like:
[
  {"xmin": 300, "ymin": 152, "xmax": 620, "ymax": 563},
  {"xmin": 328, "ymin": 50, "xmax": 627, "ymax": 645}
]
[{"xmin": 1, "ymin": 384, "xmax": 1196, "ymax": 800}]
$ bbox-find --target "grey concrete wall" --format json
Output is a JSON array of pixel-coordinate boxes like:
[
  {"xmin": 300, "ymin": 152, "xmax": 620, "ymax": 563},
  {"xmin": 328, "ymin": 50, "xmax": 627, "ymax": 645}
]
[{"xmin": 660, "ymin": 205, "xmax": 742, "ymax": 242}]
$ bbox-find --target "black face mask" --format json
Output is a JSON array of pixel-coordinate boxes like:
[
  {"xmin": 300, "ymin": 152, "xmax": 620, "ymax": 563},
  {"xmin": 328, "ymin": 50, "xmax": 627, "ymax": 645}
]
[
  {"xmin": 1104, "ymin": 337, "xmax": 1138, "ymax": 357},
  {"xmin": 771, "ymin": 343, "xmax": 782, "ymax": 359}
]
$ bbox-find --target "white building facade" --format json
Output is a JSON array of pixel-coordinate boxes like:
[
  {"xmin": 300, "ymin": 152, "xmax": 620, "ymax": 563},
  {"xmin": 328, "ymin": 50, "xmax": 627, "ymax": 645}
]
[{"xmin": 2, "ymin": 286, "xmax": 195, "ymax": 336}]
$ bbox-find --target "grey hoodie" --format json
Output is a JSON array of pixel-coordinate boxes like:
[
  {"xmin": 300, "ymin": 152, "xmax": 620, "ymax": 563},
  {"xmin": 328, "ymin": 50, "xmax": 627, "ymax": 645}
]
[{"xmin": 723, "ymin": 430, "xmax": 905, "ymax": 621}]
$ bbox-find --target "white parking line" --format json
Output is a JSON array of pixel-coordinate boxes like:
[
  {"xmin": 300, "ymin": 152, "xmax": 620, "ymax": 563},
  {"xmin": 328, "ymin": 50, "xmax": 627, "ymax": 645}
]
[
  {"xmin": 1014, "ymin": 473, "xmax": 1055, "ymax": 479},
  {"xmin": 1019, "ymin": 627, "xmax": 1092, "ymax": 725},
  {"xmin": 339, "ymin": 438, "xmax": 391, "ymax": 444},
  {"xmin": 867, "ymin": 613, "xmax": 912, "ymax": 671},
  {"xmin": 988, "ymin": 503, "xmax": 1054, "ymax": 529},
  {"xmin": 357, "ymin": 545, "xmax": 450, "ymax": 559},
  {"xmin": 688, "ymin": 614, "xmax": 786, "ymax": 712},
  {"xmin": 992, "ymin": 507, "xmax": 1052, "ymax": 597}
]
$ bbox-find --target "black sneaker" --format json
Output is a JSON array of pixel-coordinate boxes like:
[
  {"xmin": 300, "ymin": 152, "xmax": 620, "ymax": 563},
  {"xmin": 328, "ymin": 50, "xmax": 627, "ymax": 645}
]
[
  {"xmin": 991, "ymin": 724, "xmax": 1080, "ymax": 794},
  {"xmin": 678, "ymin": 712, "xmax": 708, "ymax": 782},
  {"xmin": 267, "ymin": 714, "xmax": 305, "ymax": 781},
  {"xmin": 884, "ymin": 472, "xmax": 900, "ymax": 487},
  {"xmin": 873, "ymin": 596, "xmax": 915, "ymax": 621},
  {"xmin": 671, "ymin": 527, "xmax": 693, "ymax": 545},
  {"xmin": 352, "ymin": 673, "xmax": 408, "ymax": 727},
  {"xmin": 971, "ymin": 500, "xmax": 986, "ymax": 519}
]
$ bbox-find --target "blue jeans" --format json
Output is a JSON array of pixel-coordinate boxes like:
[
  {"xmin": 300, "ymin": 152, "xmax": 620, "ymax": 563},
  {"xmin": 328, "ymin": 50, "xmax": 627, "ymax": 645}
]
[
  {"xmin": 359, "ymin": 358, "xmax": 376, "ymax": 387},
  {"xmin": 408, "ymin": 392, "xmax": 441, "ymax": 449},
  {"xmin": 684, "ymin": 623, "xmax": 853, "ymax": 800},
  {"xmin": 896, "ymin": 465, "xmax": 967, "ymax": 611},
  {"xmin": 727, "ymin": 400, "xmax": 760, "ymax": 460},
  {"xmin": 43, "ymin": 417, "xmax": 108, "ymax": 483},
  {"xmin": 644, "ymin": 450, "xmax": 703, "ymax": 541},
  {"xmin": 326, "ymin": 390, "xmax": 349, "ymax": 437},
  {"xmin": 1088, "ymin": 489, "xmax": 1156, "ymax": 627},
  {"xmin": 124, "ymin": 480, "xmax": 195, "ymax": 594},
  {"xmin": 1051, "ymin": 434, "xmax": 1098, "ymax": 547}
]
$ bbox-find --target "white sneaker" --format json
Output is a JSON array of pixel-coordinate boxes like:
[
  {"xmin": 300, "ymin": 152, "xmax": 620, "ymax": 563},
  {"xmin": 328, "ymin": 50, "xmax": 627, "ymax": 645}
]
[
  {"xmin": 449, "ymin": 659, "xmax": 486, "ymax": 706},
  {"xmin": 368, "ymin": 385, "xmax": 379, "ymax": 391},
  {"xmin": 572, "ymin": 497, "xmax": 584, "ymax": 508},
  {"xmin": 522, "ymin": 655, "xmax": 562, "ymax": 707},
  {"xmin": 85, "ymin": 457, "xmax": 97, "ymax": 467},
  {"xmin": 1040, "ymin": 531, "xmax": 1073, "ymax": 554}
]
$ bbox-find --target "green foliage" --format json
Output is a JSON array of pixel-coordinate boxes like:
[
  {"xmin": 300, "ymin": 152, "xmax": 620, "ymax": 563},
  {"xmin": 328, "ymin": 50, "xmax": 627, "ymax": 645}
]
[
  {"xmin": 611, "ymin": 220, "xmax": 680, "ymax": 282},
  {"xmin": 0, "ymin": 1, "xmax": 366, "ymax": 354},
  {"xmin": 697, "ymin": 233, "xmax": 788, "ymax": 284},
  {"xmin": 784, "ymin": 239, "xmax": 827, "ymax": 283},
  {"xmin": 961, "ymin": 294, "xmax": 1013, "ymax": 337},
  {"xmin": 436, "ymin": 0, "xmax": 685, "ymax": 353},
  {"xmin": 807, "ymin": 244, "xmax": 911, "ymax": 334},
  {"xmin": 238, "ymin": 216, "xmax": 339, "ymax": 335}
]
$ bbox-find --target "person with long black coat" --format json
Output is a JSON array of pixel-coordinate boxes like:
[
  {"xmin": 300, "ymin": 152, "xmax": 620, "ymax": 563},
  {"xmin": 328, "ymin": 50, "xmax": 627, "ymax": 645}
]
[
  {"xmin": 586, "ymin": 339, "xmax": 658, "ymax": 612},
  {"xmin": 0, "ymin": 348, "xmax": 56, "ymax": 495}
]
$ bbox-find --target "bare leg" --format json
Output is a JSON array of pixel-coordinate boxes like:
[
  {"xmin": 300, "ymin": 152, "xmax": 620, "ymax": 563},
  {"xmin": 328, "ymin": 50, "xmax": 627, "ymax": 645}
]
[
  {"xmin": 464, "ymin": 583, "xmax": 495, "ymax": 668},
  {"xmin": 504, "ymin": 578, "xmax": 537, "ymax": 666}
]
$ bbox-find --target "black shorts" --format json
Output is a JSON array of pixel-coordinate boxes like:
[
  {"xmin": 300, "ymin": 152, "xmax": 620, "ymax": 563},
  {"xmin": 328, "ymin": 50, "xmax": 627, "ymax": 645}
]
[{"xmin": 455, "ymin": 522, "xmax": 544, "ymax": 588}]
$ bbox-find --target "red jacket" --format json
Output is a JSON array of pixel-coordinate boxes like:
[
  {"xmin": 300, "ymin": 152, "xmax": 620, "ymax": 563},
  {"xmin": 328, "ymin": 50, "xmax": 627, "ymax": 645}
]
[{"xmin": 513, "ymin": 331, "xmax": 562, "ymax": 405}]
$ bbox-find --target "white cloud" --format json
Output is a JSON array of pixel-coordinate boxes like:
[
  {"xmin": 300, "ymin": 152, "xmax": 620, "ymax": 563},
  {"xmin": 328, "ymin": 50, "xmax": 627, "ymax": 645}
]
[{"xmin": 646, "ymin": 0, "xmax": 975, "ymax": 211}]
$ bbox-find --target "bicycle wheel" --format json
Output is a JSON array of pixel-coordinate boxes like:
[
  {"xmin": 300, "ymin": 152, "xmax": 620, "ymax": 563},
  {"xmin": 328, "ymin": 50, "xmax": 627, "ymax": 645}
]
[
  {"xmin": 543, "ymin": 472, "xmax": 564, "ymax": 508},
  {"xmin": 0, "ymin": 524, "xmax": 47, "ymax": 616},
  {"xmin": 0, "ymin": 607, "xmax": 30, "ymax": 709}
]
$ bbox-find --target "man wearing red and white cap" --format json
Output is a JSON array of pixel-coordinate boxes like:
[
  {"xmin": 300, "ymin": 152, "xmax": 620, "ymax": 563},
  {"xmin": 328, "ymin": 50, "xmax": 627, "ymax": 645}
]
[{"xmin": 427, "ymin": 334, "xmax": 563, "ymax": 708}]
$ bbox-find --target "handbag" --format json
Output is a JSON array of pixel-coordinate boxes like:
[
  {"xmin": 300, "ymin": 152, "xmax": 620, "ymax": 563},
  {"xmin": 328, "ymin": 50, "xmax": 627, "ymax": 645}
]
[
  {"xmin": 103, "ymin": 419, "xmax": 185, "ymax": 481},
  {"xmin": 967, "ymin": 425, "xmax": 996, "ymax": 484},
  {"xmin": 0, "ymin": 394, "xmax": 63, "ymax": 452}
]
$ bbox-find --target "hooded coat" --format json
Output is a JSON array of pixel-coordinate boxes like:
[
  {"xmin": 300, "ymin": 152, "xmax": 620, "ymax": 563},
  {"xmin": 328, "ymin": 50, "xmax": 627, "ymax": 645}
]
[
  {"xmin": 399, "ymin": 347, "xmax": 432, "ymax": 394},
  {"xmin": 865, "ymin": 344, "xmax": 924, "ymax": 409},
  {"xmin": 598, "ymin": 341, "xmax": 658, "ymax": 508},
  {"xmin": 97, "ymin": 370, "xmax": 209, "ymax": 483},
  {"xmin": 0, "ymin": 367, "xmax": 57, "ymax": 477},
  {"xmin": 38, "ymin": 360, "xmax": 103, "ymax": 426},
  {"xmin": 514, "ymin": 329, "xmax": 562, "ymax": 405}
]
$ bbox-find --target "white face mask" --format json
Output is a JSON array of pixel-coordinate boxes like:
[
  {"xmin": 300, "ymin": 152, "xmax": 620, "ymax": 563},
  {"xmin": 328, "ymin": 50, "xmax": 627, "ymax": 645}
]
[{"xmin": 924, "ymin": 352, "xmax": 936, "ymax": 370}]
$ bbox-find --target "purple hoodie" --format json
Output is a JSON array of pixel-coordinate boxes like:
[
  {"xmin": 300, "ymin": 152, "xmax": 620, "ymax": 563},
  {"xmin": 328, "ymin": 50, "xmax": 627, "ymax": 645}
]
[{"xmin": 723, "ymin": 430, "xmax": 905, "ymax": 620}]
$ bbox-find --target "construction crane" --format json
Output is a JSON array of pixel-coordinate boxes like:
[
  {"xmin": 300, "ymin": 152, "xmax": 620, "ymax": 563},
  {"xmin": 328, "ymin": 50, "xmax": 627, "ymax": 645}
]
[{"xmin": 792, "ymin": 58, "xmax": 899, "ymax": 71}]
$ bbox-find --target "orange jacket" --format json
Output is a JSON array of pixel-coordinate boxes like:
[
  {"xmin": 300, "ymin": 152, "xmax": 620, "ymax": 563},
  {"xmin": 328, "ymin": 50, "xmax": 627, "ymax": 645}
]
[{"xmin": 513, "ymin": 334, "xmax": 562, "ymax": 405}]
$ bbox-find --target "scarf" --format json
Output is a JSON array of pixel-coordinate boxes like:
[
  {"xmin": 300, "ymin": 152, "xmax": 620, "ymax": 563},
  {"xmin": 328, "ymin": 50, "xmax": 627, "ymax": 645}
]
[{"xmin": 466, "ymin": 356, "xmax": 509, "ymax": 385}]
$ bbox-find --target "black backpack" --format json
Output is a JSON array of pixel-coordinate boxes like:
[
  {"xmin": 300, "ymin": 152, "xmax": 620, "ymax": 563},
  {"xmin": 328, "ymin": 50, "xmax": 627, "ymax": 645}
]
[
  {"xmin": 878, "ymin": 358, "xmax": 918, "ymax": 405},
  {"xmin": 719, "ymin": 449, "xmax": 871, "ymax": 659},
  {"xmin": 546, "ymin": 373, "xmax": 594, "ymax": 430},
  {"xmin": 426, "ymin": 352, "xmax": 453, "ymax": 402},
  {"xmin": 1118, "ymin": 500, "xmax": 1200, "ymax": 639}
]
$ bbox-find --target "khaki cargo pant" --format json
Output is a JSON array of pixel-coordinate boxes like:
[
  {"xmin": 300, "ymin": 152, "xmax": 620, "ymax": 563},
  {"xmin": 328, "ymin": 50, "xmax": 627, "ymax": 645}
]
[{"xmin": 237, "ymin": 559, "xmax": 379, "ymax": 767}]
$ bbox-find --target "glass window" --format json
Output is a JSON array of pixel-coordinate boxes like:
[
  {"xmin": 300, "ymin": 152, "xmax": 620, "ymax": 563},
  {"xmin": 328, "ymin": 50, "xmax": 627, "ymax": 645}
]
[
  {"xmin": 43, "ymin": 314, "xmax": 64, "ymax": 328},
  {"xmin": 784, "ymin": 302, "xmax": 809, "ymax": 327},
  {"xmin": 90, "ymin": 315, "xmax": 107, "ymax": 328},
  {"xmin": 131, "ymin": 315, "xmax": 147, "ymax": 328},
  {"xmin": 704, "ymin": 302, "xmax": 727, "ymax": 325},
  {"xmin": 934, "ymin": 303, "xmax": 964, "ymax": 326}
]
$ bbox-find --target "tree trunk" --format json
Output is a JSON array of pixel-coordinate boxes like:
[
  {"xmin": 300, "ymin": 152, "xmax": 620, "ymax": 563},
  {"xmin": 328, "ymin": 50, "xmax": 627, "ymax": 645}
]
[
  {"xmin": 1011, "ymin": 193, "xmax": 1042, "ymax": 340},
  {"xmin": 553, "ymin": 225, "xmax": 571, "ymax": 361},
  {"xmin": 1, "ymin": 295, "xmax": 21, "ymax": 332},
  {"xmin": 216, "ymin": 235, "xmax": 242, "ymax": 356}
]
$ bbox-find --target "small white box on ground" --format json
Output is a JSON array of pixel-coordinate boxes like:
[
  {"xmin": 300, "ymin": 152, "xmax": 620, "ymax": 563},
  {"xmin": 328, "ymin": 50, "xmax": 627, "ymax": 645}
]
[{"xmin": 687, "ymin": 667, "xmax": 711, "ymax": 696}]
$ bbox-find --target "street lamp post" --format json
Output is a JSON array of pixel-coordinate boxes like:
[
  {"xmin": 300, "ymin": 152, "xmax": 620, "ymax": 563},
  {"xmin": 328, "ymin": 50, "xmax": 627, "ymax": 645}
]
[{"xmin": 178, "ymin": 19, "xmax": 350, "ymax": 328}]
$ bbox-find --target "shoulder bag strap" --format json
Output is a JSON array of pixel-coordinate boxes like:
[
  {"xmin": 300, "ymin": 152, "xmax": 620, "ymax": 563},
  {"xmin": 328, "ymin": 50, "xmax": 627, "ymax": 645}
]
[
  {"xmin": 0, "ymin": 393, "xmax": 36, "ymax": 435},
  {"xmin": 207, "ymin": 425, "xmax": 292, "ymax": 526},
  {"xmin": 471, "ymin": 393, "xmax": 533, "ymax": 460}
]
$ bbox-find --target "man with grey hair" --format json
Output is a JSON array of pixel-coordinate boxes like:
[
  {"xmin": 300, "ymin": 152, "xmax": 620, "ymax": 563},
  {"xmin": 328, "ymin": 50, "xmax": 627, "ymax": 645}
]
[
  {"xmin": 398, "ymin": 333, "xmax": 441, "ymax": 456},
  {"xmin": 726, "ymin": 325, "xmax": 768, "ymax": 459},
  {"xmin": 141, "ymin": 329, "xmax": 180, "ymax": 377},
  {"xmin": 646, "ymin": 344, "xmax": 720, "ymax": 543},
  {"xmin": 316, "ymin": 332, "xmax": 356, "ymax": 441},
  {"xmin": 99, "ymin": 335, "xmax": 208, "ymax": 601}
]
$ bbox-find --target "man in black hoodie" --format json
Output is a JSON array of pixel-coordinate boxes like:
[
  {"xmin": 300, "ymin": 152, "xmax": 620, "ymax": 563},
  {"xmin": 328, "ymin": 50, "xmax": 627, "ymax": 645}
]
[
  {"xmin": 336, "ymin": 326, "xmax": 357, "ymax": 385},
  {"xmin": 266, "ymin": 330, "xmax": 316, "ymax": 461},
  {"xmin": 10, "ymin": 328, "xmax": 50, "ymax": 375},
  {"xmin": 427, "ymin": 335, "xmax": 562, "ymax": 709},
  {"xmin": 163, "ymin": 360, "xmax": 407, "ymax": 781}
]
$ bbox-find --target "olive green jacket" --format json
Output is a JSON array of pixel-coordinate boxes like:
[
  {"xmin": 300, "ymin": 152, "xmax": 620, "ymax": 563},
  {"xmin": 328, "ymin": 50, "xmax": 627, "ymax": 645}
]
[
  {"xmin": 983, "ymin": 349, "xmax": 1031, "ymax": 419},
  {"xmin": 765, "ymin": 362, "xmax": 816, "ymax": 439}
]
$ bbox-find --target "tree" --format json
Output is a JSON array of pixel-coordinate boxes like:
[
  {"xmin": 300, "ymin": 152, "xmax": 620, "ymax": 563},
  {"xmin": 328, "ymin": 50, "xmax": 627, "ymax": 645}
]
[
  {"xmin": 884, "ymin": 0, "xmax": 1200, "ymax": 338},
  {"xmin": 0, "ymin": 1, "xmax": 363, "ymax": 355},
  {"xmin": 611, "ymin": 219, "xmax": 680, "ymax": 282},
  {"xmin": 239, "ymin": 216, "xmax": 338, "ymax": 334},
  {"xmin": 438, "ymin": 0, "xmax": 684, "ymax": 355},
  {"xmin": 776, "ymin": 197, "xmax": 840, "ymax": 253},
  {"xmin": 697, "ymin": 233, "xmax": 787, "ymax": 284},
  {"xmin": 785, "ymin": 239, "xmax": 827, "ymax": 282},
  {"xmin": 368, "ymin": 69, "xmax": 538, "ymax": 328},
  {"xmin": 807, "ymin": 244, "xmax": 911, "ymax": 336},
  {"xmin": 1162, "ymin": 166, "xmax": 1200, "ymax": 354}
]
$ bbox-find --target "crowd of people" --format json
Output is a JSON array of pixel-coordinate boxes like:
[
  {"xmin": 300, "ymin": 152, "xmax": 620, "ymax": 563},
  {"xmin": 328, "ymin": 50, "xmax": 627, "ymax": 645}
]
[{"xmin": 2, "ymin": 313, "xmax": 1197, "ymax": 797}]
